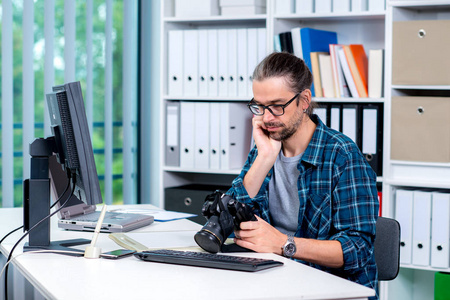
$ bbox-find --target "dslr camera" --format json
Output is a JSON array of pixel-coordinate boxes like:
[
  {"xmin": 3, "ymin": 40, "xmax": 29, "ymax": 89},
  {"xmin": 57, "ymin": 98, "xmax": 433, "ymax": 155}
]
[{"xmin": 194, "ymin": 190, "xmax": 257, "ymax": 253}]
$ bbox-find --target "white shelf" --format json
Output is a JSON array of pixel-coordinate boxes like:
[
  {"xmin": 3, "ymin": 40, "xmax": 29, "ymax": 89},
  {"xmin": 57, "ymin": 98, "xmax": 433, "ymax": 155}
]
[
  {"xmin": 163, "ymin": 166, "xmax": 241, "ymax": 175},
  {"xmin": 164, "ymin": 96, "xmax": 249, "ymax": 102},
  {"xmin": 400, "ymin": 264, "xmax": 450, "ymax": 273},
  {"xmin": 275, "ymin": 11, "xmax": 385, "ymax": 21},
  {"xmin": 313, "ymin": 97, "xmax": 385, "ymax": 103},
  {"xmin": 390, "ymin": 1, "xmax": 450, "ymax": 9},
  {"xmin": 164, "ymin": 15, "xmax": 267, "ymax": 23},
  {"xmin": 392, "ymin": 85, "xmax": 450, "ymax": 90}
]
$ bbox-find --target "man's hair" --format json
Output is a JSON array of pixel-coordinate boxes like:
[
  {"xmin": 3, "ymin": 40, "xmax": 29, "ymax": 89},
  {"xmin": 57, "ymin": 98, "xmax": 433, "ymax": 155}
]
[{"xmin": 252, "ymin": 52, "xmax": 317, "ymax": 116}]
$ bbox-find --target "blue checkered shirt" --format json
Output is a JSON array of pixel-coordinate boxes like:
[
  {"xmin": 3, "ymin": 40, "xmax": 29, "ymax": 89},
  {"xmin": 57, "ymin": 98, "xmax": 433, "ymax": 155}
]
[{"xmin": 227, "ymin": 115, "xmax": 379, "ymax": 298}]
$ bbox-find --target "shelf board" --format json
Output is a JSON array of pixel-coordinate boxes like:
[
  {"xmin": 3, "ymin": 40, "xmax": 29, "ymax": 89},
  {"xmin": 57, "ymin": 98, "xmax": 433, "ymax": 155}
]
[
  {"xmin": 163, "ymin": 166, "xmax": 241, "ymax": 175},
  {"xmin": 390, "ymin": 160, "xmax": 450, "ymax": 168},
  {"xmin": 163, "ymin": 15, "xmax": 266, "ymax": 26},
  {"xmin": 163, "ymin": 95, "xmax": 249, "ymax": 102},
  {"xmin": 313, "ymin": 97, "xmax": 385, "ymax": 103},
  {"xmin": 274, "ymin": 11, "xmax": 385, "ymax": 22},
  {"xmin": 400, "ymin": 264, "xmax": 450, "ymax": 272},
  {"xmin": 385, "ymin": 178, "xmax": 450, "ymax": 189},
  {"xmin": 392, "ymin": 84, "xmax": 450, "ymax": 90},
  {"xmin": 390, "ymin": 1, "xmax": 450, "ymax": 9}
]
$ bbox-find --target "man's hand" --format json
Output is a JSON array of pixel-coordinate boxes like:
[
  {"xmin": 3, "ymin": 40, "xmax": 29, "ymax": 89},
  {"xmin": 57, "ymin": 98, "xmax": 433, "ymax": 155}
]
[
  {"xmin": 234, "ymin": 216, "xmax": 286, "ymax": 255},
  {"xmin": 252, "ymin": 116, "xmax": 281, "ymax": 163}
]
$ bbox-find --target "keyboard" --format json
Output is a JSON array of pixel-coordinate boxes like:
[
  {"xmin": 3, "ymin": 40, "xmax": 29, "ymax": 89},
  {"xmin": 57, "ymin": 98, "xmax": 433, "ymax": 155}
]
[{"xmin": 134, "ymin": 249, "xmax": 284, "ymax": 272}]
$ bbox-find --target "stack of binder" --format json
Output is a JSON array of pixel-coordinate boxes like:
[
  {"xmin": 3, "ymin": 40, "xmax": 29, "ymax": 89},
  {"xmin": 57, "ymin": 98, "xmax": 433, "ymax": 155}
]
[
  {"xmin": 395, "ymin": 190, "xmax": 450, "ymax": 268},
  {"xmin": 165, "ymin": 101, "xmax": 252, "ymax": 171},
  {"xmin": 315, "ymin": 103, "xmax": 383, "ymax": 176},
  {"xmin": 168, "ymin": 28, "xmax": 267, "ymax": 98}
]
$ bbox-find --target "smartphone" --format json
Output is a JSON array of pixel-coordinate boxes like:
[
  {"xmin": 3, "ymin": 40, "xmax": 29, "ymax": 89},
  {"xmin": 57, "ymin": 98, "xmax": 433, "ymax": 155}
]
[{"xmin": 100, "ymin": 249, "xmax": 136, "ymax": 259}]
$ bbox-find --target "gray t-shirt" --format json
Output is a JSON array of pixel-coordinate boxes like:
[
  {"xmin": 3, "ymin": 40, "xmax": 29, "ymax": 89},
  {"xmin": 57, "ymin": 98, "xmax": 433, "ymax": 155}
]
[{"xmin": 268, "ymin": 150, "xmax": 302, "ymax": 235}]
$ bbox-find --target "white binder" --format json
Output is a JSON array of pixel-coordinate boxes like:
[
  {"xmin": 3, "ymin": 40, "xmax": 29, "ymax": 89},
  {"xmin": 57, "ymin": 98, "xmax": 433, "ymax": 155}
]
[
  {"xmin": 165, "ymin": 102, "xmax": 180, "ymax": 167},
  {"xmin": 330, "ymin": 105, "xmax": 341, "ymax": 131},
  {"xmin": 207, "ymin": 30, "xmax": 218, "ymax": 97},
  {"xmin": 315, "ymin": 107, "xmax": 328, "ymax": 125},
  {"xmin": 412, "ymin": 191, "xmax": 432, "ymax": 266},
  {"xmin": 180, "ymin": 102, "xmax": 195, "ymax": 168},
  {"xmin": 183, "ymin": 30, "xmax": 199, "ymax": 96},
  {"xmin": 237, "ymin": 29, "xmax": 248, "ymax": 98},
  {"xmin": 220, "ymin": 103, "xmax": 252, "ymax": 170},
  {"xmin": 209, "ymin": 103, "xmax": 221, "ymax": 169},
  {"xmin": 247, "ymin": 28, "xmax": 258, "ymax": 98},
  {"xmin": 194, "ymin": 102, "xmax": 210, "ymax": 169},
  {"xmin": 257, "ymin": 28, "xmax": 267, "ymax": 64},
  {"xmin": 342, "ymin": 106, "xmax": 358, "ymax": 145},
  {"xmin": 168, "ymin": 30, "xmax": 184, "ymax": 96},
  {"xmin": 395, "ymin": 189, "xmax": 414, "ymax": 265},
  {"xmin": 198, "ymin": 30, "xmax": 209, "ymax": 97},
  {"xmin": 217, "ymin": 29, "xmax": 228, "ymax": 97},
  {"xmin": 227, "ymin": 29, "xmax": 238, "ymax": 97},
  {"xmin": 431, "ymin": 192, "xmax": 450, "ymax": 268}
]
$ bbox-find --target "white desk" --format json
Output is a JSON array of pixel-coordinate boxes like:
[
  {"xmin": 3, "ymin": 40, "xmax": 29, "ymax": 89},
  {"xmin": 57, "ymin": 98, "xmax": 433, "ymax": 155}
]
[{"xmin": 1, "ymin": 205, "xmax": 375, "ymax": 300}]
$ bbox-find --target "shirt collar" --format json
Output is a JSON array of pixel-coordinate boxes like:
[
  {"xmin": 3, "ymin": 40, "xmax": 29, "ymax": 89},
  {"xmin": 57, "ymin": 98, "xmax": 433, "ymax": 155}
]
[{"xmin": 300, "ymin": 114, "xmax": 327, "ymax": 167}]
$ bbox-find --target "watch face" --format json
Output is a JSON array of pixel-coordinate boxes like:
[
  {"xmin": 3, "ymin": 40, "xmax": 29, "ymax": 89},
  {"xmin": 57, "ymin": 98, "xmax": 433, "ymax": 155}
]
[{"xmin": 284, "ymin": 242, "xmax": 296, "ymax": 257}]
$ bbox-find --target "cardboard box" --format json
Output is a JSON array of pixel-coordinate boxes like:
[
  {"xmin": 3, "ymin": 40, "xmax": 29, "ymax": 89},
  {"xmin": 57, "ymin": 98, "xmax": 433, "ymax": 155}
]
[
  {"xmin": 391, "ymin": 96, "xmax": 450, "ymax": 162},
  {"xmin": 392, "ymin": 20, "xmax": 450, "ymax": 85},
  {"xmin": 175, "ymin": 0, "xmax": 220, "ymax": 17}
]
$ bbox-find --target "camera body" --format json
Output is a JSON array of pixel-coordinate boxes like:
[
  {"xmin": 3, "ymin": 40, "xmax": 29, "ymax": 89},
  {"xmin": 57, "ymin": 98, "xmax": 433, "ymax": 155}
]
[{"xmin": 194, "ymin": 190, "xmax": 256, "ymax": 253}]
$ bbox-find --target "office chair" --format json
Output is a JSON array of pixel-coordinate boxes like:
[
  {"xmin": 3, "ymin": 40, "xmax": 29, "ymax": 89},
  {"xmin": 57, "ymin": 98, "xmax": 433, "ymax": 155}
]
[{"xmin": 374, "ymin": 217, "xmax": 401, "ymax": 281}]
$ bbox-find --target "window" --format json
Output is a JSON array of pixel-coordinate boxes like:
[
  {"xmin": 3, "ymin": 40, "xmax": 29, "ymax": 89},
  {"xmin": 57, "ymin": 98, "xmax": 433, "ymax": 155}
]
[{"xmin": 0, "ymin": 0, "xmax": 139, "ymax": 207}]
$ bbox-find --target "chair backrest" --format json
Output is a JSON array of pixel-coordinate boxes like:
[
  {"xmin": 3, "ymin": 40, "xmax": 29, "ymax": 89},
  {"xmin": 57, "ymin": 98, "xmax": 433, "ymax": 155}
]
[{"xmin": 374, "ymin": 217, "xmax": 401, "ymax": 281}]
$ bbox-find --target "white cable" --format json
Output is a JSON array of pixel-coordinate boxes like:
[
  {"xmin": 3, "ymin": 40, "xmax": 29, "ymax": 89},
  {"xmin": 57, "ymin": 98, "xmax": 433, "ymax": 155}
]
[{"xmin": 0, "ymin": 250, "xmax": 82, "ymax": 280}]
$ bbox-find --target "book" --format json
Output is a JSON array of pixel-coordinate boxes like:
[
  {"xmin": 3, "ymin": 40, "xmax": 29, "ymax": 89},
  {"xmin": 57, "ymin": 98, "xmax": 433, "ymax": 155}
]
[
  {"xmin": 279, "ymin": 31, "xmax": 294, "ymax": 53},
  {"xmin": 318, "ymin": 54, "xmax": 335, "ymax": 98},
  {"xmin": 310, "ymin": 52, "xmax": 327, "ymax": 98},
  {"xmin": 368, "ymin": 49, "xmax": 384, "ymax": 99},
  {"xmin": 337, "ymin": 47, "xmax": 359, "ymax": 98},
  {"xmin": 329, "ymin": 44, "xmax": 350, "ymax": 98},
  {"xmin": 273, "ymin": 34, "xmax": 281, "ymax": 52},
  {"xmin": 343, "ymin": 44, "xmax": 369, "ymax": 98},
  {"xmin": 290, "ymin": 27, "xmax": 303, "ymax": 58},
  {"xmin": 300, "ymin": 28, "xmax": 338, "ymax": 96}
]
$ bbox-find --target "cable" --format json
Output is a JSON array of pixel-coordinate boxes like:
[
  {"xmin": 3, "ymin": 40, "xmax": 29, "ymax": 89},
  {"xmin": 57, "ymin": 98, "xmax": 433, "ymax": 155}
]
[
  {"xmin": 0, "ymin": 176, "xmax": 71, "ymax": 247},
  {"xmin": 0, "ymin": 249, "xmax": 82, "ymax": 281},
  {"xmin": 4, "ymin": 176, "xmax": 76, "ymax": 300}
]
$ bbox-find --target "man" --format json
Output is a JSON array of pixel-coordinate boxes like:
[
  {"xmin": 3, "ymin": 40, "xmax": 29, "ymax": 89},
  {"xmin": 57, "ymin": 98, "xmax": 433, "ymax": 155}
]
[{"xmin": 227, "ymin": 52, "xmax": 379, "ymax": 297}]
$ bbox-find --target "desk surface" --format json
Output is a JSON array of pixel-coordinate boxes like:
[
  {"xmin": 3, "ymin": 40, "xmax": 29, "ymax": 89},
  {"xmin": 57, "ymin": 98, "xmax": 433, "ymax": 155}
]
[{"xmin": 0, "ymin": 205, "xmax": 375, "ymax": 300}]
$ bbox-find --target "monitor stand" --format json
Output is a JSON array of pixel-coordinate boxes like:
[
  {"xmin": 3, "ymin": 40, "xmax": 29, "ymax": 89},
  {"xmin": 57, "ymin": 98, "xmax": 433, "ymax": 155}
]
[{"xmin": 23, "ymin": 137, "xmax": 90, "ymax": 256}]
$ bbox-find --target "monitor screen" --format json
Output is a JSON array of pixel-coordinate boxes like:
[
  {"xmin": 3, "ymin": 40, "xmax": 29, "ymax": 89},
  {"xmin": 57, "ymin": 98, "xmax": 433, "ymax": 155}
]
[
  {"xmin": 46, "ymin": 81, "xmax": 102, "ymax": 206},
  {"xmin": 23, "ymin": 81, "xmax": 102, "ymax": 251}
]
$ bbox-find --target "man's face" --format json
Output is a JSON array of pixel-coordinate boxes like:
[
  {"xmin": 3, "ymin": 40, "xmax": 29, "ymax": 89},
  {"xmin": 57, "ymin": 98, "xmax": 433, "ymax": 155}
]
[{"xmin": 252, "ymin": 77, "xmax": 306, "ymax": 142}]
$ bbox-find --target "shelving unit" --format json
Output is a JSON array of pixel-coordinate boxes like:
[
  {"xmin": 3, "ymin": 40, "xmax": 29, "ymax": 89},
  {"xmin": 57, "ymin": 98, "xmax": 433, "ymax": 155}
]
[
  {"xmin": 382, "ymin": 1, "xmax": 450, "ymax": 299},
  {"xmin": 159, "ymin": 1, "xmax": 450, "ymax": 298}
]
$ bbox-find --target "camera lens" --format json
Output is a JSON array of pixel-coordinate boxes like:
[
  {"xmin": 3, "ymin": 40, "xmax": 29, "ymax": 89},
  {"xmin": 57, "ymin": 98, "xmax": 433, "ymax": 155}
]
[{"xmin": 194, "ymin": 215, "xmax": 224, "ymax": 254}]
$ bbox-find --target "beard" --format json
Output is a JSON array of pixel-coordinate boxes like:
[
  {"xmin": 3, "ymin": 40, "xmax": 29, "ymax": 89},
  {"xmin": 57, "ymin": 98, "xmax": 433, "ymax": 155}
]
[{"xmin": 265, "ymin": 109, "xmax": 304, "ymax": 141}]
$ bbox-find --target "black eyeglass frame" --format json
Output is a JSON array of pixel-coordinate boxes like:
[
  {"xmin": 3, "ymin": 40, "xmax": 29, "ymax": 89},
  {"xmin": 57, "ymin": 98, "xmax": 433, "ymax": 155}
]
[{"xmin": 247, "ymin": 93, "xmax": 301, "ymax": 116}]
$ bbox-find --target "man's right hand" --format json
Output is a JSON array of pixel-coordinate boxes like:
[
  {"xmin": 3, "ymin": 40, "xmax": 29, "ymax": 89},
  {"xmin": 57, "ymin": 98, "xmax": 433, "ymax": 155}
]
[
  {"xmin": 252, "ymin": 116, "xmax": 281, "ymax": 164},
  {"xmin": 243, "ymin": 116, "xmax": 281, "ymax": 198}
]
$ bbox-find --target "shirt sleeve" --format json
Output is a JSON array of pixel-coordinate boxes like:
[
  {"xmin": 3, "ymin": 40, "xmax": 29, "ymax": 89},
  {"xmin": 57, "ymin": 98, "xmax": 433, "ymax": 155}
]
[{"xmin": 329, "ymin": 148, "xmax": 379, "ymax": 273}]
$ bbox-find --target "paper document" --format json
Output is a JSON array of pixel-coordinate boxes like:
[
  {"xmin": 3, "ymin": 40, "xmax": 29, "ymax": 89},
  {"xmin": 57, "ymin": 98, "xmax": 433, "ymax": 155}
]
[{"xmin": 109, "ymin": 208, "xmax": 196, "ymax": 222}]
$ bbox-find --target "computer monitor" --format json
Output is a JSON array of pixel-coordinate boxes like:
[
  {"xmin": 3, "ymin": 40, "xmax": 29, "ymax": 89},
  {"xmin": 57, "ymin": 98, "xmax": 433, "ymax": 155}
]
[{"xmin": 23, "ymin": 81, "xmax": 102, "ymax": 253}]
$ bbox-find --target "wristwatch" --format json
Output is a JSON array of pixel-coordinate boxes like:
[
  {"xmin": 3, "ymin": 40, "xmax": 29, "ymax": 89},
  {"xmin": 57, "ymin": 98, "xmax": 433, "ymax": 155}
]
[{"xmin": 282, "ymin": 234, "xmax": 297, "ymax": 258}]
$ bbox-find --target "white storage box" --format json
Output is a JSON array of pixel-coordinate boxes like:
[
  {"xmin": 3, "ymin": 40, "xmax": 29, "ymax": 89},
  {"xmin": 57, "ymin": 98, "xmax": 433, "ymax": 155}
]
[
  {"xmin": 175, "ymin": 0, "xmax": 220, "ymax": 17},
  {"xmin": 221, "ymin": 5, "xmax": 266, "ymax": 15},
  {"xmin": 220, "ymin": 0, "xmax": 266, "ymax": 6}
]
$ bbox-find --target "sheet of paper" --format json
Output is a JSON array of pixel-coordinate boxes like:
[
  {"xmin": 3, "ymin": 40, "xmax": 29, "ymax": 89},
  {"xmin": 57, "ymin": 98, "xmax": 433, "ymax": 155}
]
[{"xmin": 109, "ymin": 208, "xmax": 197, "ymax": 222}]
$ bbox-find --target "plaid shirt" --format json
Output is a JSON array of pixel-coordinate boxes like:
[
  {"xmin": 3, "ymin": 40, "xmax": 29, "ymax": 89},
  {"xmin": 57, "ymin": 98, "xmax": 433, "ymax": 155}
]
[{"xmin": 227, "ymin": 115, "xmax": 379, "ymax": 297}]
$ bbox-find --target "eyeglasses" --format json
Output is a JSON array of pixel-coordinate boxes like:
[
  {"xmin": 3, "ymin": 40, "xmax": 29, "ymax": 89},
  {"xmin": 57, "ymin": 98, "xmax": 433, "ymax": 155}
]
[{"xmin": 247, "ymin": 93, "xmax": 300, "ymax": 116}]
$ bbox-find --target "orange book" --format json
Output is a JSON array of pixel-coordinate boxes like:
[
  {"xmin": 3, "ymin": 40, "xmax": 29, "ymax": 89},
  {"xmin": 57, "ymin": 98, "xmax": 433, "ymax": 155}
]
[{"xmin": 343, "ymin": 44, "xmax": 368, "ymax": 98}]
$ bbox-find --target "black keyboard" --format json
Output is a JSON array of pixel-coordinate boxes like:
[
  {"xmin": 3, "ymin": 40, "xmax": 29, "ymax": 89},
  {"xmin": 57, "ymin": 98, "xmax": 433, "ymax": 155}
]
[{"xmin": 134, "ymin": 249, "xmax": 283, "ymax": 272}]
